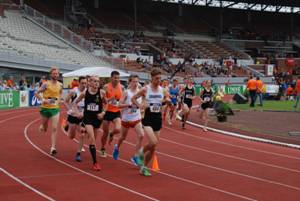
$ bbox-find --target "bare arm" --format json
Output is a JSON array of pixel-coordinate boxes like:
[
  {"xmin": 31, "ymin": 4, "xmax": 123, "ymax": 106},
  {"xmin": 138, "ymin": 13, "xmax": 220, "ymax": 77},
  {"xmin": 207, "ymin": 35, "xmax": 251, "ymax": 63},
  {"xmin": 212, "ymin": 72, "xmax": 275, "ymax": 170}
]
[
  {"xmin": 34, "ymin": 83, "xmax": 47, "ymax": 103},
  {"xmin": 131, "ymin": 87, "xmax": 146, "ymax": 108},
  {"xmin": 118, "ymin": 90, "xmax": 130, "ymax": 109},
  {"xmin": 63, "ymin": 89, "xmax": 75, "ymax": 109}
]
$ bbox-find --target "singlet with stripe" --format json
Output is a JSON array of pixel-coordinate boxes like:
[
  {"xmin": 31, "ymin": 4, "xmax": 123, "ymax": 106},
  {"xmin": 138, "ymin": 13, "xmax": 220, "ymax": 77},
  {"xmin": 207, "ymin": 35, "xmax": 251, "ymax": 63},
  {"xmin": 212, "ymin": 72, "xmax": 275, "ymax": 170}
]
[
  {"xmin": 201, "ymin": 88, "xmax": 213, "ymax": 103},
  {"xmin": 106, "ymin": 83, "xmax": 122, "ymax": 113},
  {"xmin": 83, "ymin": 89, "xmax": 103, "ymax": 119},
  {"xmin": 41, "ymin": 80, "xmax": 62, "ymax": 109},
  {"xmin": 145, "ymin": 85, "xmax": 164, "ymax": 115},
  {"xmin": 121, "ymin": 89, "xmax": 142, "ymax": 122},
  {"xmin": 183, "ymin": 85, "xmax": 195, "ymax": 102},
  {"xmin": 67, "ymin": 87, "xmax": 85, "ymax": 115}
]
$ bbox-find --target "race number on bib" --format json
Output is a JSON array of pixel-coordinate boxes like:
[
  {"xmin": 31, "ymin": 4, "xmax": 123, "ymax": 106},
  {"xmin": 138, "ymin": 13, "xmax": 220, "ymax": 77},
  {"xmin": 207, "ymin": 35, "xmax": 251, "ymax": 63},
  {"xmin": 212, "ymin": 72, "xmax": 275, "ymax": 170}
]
[
  {"xmin": 204, "ymin": 97, "xmax": 211, "ymax": 102},
  {"xmin": 87, "ymin": 103, "xmax": 99, "ymax": 111},
  {"xmin": 150, "ymin": 104, "xmax": 161, "ymax": 113},
  {"xmin": 48, "ymin": 98, "xmax": 58, "ymax": 105},
  {"xmin": 109, "ymin": 99, "xmax": 119, "ymax": 106},
  {"xmin": 186, "ymin": 94, "xmax": 192, "ymax": 99}
]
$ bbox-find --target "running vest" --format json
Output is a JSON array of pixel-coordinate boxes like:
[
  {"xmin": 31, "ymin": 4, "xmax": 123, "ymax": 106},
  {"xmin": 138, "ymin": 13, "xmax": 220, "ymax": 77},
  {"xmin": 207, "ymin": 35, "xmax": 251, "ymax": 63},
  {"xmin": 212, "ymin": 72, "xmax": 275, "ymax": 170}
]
[
  {"xmin": 145, "ymin": 85, "xmax": 164, "ymax": 114},
  {"xmin": 83, "ymin": 89, "xmax": 103, "ymax": 119},
  {"xmin": 41, "ymin": 80, "xmax": 62, "ymax": 109},
  {"xmin": 121, "ymin": 89, "xmax": 141, "ymax": 122},
  {"xmin": 169, "ymin": 86, "xmax": 179, "ymax": 104},
  {"xmin": 201, "ymin": 88, "xmax": 213, "ymax": 103},
  {"xmin": 67, "ymin": 87, "xmax": 85, "ymax": 115},
  {"xmin": 183, "ymin": 85, "xmax": 195, "ymax": 101},
  {"xmin": 106, "ymin": 83, "xmax": 122, "ymax": 113}
]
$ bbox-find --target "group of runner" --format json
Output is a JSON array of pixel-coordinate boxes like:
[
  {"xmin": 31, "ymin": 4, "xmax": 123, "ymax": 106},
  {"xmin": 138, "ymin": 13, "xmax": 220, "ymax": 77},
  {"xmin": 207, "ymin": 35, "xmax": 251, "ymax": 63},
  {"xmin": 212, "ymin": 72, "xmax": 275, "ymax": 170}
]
[{"xmin": 35, "ymin": 67, "xmax": 214, "ymax": 176}]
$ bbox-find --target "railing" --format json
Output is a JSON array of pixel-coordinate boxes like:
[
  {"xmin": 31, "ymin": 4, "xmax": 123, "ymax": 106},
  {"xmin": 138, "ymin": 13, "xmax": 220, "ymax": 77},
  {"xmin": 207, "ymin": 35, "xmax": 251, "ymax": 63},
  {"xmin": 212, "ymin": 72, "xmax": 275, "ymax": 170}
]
[{"xmin": 23, "ymin": 4, "xmax": 94, "ymax": 52}]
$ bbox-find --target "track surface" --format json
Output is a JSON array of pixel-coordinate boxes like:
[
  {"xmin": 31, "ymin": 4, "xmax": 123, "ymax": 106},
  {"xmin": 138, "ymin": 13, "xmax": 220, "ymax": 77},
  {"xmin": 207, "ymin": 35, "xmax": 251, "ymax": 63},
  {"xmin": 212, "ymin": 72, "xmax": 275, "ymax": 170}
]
[{"xmin": 0, "ymin": 108, "xmax": 300, "ymax": 201}]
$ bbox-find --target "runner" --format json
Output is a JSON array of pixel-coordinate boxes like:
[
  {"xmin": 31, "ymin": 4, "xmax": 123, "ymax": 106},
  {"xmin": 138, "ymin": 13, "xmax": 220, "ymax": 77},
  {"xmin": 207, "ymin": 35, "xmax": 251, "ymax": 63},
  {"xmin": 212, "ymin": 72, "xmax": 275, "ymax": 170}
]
[
  {"xmin": 35, "ymin": 67, "xmax": 63, "ymax": 156},
  {"xmin": 100, "ymin": 71, "xmax": 124, "ymax": 157},
  {"xmin": 161, "ymin": 79, "xmax": 171, "ymax": 123},
  {"xmin": 199, "ymin": 80, "xmax": 214, "ymax": 132},
  {"xmin": 168, "ymin": 78, "xmax": 180, "ymax": 125},
  {"xmin": 74, "ymin": 76, "xmax": 106, "ymax": 171},
  {"xmin": 132, "ymin": 68, "xmax": 170, "ymax": 176},
  {"xmin": 64, "ymin": 76, "xmax": 87, "ymax": 162},
  {"xmin": 180, "ymin": 77, "xmax": 195, "ymax": 129},
  {"xmin": 112, "ymin": 75, "xmax": 144, "ymax": 167}
]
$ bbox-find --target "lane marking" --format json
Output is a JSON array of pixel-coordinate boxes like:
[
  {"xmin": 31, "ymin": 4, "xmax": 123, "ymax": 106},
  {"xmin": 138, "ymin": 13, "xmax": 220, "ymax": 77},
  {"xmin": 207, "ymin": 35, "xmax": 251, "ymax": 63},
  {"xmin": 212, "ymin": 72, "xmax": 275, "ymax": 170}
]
[
  {"xmin": 159, "ymin": 136, "xmax": 300, "ymax": 173},
  {"xmin": 61, "ymin": 127, "xmax": 257, "ymax": 201},
  {"xmin": 165, "ymin": 126, "xmax": 300, "ymax": 160},
  {"xmin": 24, "ymin": 119, "xmax": 160, "ymax": 201},
  {"xmin": 0, "ymin": 167, "xmax": 55, "ymax": 201}
]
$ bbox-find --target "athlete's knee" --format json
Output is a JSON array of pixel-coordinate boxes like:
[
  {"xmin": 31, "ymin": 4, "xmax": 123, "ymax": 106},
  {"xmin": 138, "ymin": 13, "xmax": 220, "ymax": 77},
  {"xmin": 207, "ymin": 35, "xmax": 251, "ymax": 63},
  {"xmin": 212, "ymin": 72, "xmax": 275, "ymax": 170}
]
[
  {"xmin": 149, "ymin": 139, "xmax": 158, "ymax": 148},
  {"xmin": 52, "ymin": 126, "xmax": 58, "ymax": 132}
]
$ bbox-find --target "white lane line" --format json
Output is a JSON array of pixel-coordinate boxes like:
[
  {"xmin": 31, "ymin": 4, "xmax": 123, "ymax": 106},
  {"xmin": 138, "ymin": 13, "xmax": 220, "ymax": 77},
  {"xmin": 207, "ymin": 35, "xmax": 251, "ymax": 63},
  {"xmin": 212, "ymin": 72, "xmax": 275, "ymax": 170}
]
[
  {"xmin": 18, "ymin": 173, "xmax": 83, "ymax": 179},
  {"xmin": 165, "ymin": 126, "xmax": 300, "ymax": 160},
  {"xmin": 24, "ymin": 119, "xmax": 160, "ymax": 201},
  {"xmin": 0, "ymin": 113, "xmax": 36, "ymax": 124},
  {"xmin": 63, "ymin": 130, "xmax": 257, "ymax": 201},
  {"xmin": 123, "ymin": 140, "xmax": 300, "ymax": 192},
  {"xmin": 0, "ymin": 167, "xmax": 55, "ymax": 201},
  {"xmin": 159, "ymin": 136, "xmax": 300, "ymax": 173}
]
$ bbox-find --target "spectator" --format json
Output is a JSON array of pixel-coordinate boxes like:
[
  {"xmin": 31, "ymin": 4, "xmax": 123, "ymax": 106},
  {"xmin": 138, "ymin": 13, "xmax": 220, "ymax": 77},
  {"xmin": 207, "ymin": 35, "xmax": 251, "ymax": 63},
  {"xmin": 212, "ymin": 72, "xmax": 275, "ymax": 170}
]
[
  {"xmin": 246, "ymin": 75, "xmax": 257, "ymax": 107},
  {"xmin": 294, "ymin": 76, "xmax": 300, "ymax": 109},
  {"xmin": 256, "ymin": 77, "xmax": 264, "ymax": 106},
  {"xmin": 71, "ymin": 78, "xmax": 79, "ymax": 89}
]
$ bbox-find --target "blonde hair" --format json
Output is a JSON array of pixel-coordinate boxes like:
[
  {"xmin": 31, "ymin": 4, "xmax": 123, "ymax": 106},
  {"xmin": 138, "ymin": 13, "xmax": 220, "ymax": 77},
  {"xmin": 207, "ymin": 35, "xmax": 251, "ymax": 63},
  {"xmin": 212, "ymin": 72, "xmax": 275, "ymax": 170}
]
[{"xmin": 50, "ymin": 67, "xmax": 59, "ymax": 74}]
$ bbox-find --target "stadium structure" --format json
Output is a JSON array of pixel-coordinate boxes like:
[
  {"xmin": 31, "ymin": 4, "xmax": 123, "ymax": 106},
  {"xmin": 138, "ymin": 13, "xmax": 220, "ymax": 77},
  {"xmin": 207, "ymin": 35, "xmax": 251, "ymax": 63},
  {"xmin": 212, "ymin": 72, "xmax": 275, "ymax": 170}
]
[{"xmin": 0, "ymin": 0, "xmax": 299, "ymax": 86}]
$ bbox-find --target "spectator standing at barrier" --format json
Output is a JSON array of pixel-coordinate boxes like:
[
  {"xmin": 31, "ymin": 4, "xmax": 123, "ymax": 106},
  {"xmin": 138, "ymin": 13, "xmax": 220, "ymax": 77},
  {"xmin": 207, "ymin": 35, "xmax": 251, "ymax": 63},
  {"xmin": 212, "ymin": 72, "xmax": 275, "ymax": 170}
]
[
  {"xmin": 35, "ymin": 67, "xmax": 62, "ymax": 156},
  {"xmin": 294, "ymin": 76, "xmax": 300, "ymax": 109},
  {"xmin": 246, "ymin": 75, "xmax": 257, "ymax": 107},
  {"xmin": 256, "ymin": 77, "xmax": 264, "ymax": 106}
]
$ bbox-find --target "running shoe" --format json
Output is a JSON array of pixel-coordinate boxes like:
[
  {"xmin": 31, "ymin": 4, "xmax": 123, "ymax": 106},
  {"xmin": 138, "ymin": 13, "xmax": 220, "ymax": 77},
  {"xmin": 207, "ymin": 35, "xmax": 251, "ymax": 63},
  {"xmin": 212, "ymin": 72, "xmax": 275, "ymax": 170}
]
[
  {"xmin": 138, "ymin": 153, "xmax": 144, "ymax": 166},
  {"xmin": 99, "ymin": 148, "xmax": 107, "ymax": 158},
  {"xmin": 81, "ymin": 147, "xmax": 85, "ymax": 152},
  {"xmin": 140, "ymin": 167, "xmax": 151, "ymax": 177},
  {"xmin": 203, "ymin": 127, "xmax": 208, "ymax": 132},
  {"xmin": 75, "ymin": 153, "xmax": 82, "ymax": 162},
  {"xmin": 131, "ymin": 156, "xmax": 142, "ymax": 167},
  {"xmin": 50, "ymin": 147, "xmax": 57, "ymax": 156},
  {"xmin": 112, "ymin": 144, "xmax": 119, "ymax": 160},
  {"xmin": 93, "ymin": 162, "xmax": 101, "ymax": 171}
]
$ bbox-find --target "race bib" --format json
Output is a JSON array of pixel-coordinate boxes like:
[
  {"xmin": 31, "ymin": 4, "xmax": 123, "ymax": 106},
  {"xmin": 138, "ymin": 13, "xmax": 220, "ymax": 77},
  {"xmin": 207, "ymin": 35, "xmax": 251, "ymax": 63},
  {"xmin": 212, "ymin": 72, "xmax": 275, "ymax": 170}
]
[
  {"xmin": 48, "ymin": 98, "xmax": 58, "ymax": 105},
  {"xmin": 87, "ymin": 103, "xmax": 99, "ymax": 111},
  {"xmin": 130, "ymin": 108, "xmax": 138, "ymax": 113},
  {"xmin": 204, "ymin": 97, "xmax": 211, "ymax": 102},
  {"xmin": 185, "ymin": 94, "xmax": 192, "ymax": 99},
  {"xmin": 171, "ymin": 95, "xmax": 177, "ymax": 99},
  {"xmin": 109, "ymin": 99, "xmax": 119, "ymax": 106},
  {"xmin": 150, "ymin": 103, "xmax": 161, "ymax": 113}
]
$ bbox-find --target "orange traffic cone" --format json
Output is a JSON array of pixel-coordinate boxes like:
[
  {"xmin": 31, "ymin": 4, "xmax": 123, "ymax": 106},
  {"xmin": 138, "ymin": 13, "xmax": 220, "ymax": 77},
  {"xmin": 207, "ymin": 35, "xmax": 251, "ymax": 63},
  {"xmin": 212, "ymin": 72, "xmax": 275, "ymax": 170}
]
[{"xmin": 151, "ymin": 154, "xmax": 160, "ymax": 172}]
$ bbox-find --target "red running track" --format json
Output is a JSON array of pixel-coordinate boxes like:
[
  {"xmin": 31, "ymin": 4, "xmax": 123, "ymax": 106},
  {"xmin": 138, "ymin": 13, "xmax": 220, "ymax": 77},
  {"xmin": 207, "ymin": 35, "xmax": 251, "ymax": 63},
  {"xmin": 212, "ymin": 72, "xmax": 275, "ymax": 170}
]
[{"xmin": 0, "ymin": 108, "xmax": 300, "ymax": 201}]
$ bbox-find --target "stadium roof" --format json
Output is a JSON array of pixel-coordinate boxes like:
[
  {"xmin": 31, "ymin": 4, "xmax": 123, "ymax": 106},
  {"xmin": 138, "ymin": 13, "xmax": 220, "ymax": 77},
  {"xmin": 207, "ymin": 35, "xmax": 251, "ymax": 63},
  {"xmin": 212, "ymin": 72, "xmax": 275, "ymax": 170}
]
[{"xmin": 152, "ymin": 0, "xmax": 300, "ymax": 14}]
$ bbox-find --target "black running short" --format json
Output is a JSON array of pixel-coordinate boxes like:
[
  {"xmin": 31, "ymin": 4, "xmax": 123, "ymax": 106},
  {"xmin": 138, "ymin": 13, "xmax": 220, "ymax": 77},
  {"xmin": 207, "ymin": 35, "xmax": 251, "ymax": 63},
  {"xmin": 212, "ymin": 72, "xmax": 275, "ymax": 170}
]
[
  {"xmin": 183, "ymin": 99, "xmax": 193, "ymax": 108},
  {"xmin": 142, "ymin": 111, "xmax": 162, "ymax": 132},
  {"xmin": 67, "ymin": 115, "xmax": 82, "ymax": 125},
  {"xmin": 103, "ymin": 111, "xmax": 121, "ymax": 122},
  {"xmin": 83, "ymin": 117, "xmax": 102, "ymax": 129},
  {"xmin": 201, "ymin": 102, "xmax": 212, "ymax": 110}
]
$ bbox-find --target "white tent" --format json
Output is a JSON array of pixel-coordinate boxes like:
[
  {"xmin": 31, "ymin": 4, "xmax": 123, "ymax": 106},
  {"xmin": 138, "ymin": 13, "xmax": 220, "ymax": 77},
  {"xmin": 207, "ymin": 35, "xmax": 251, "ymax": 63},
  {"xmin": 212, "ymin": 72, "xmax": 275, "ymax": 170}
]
[{"xmin": 62, "ymin": 66, "xmax": 130, "ymax": 78}]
